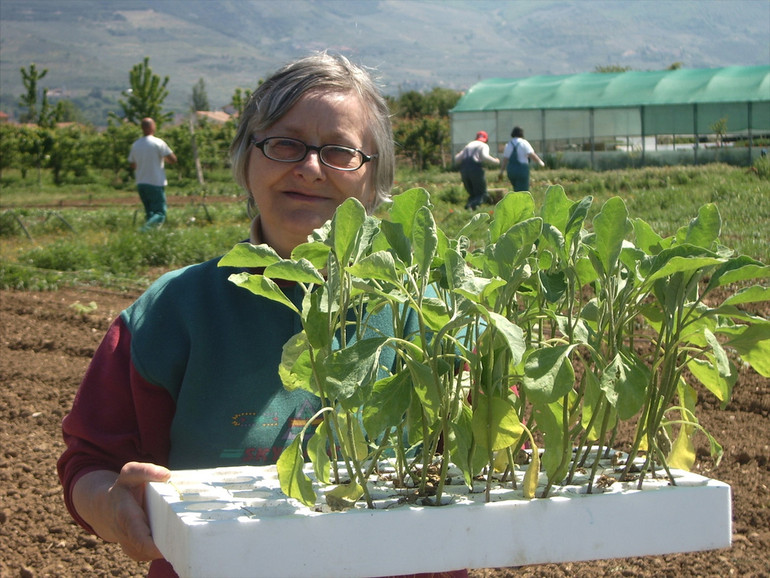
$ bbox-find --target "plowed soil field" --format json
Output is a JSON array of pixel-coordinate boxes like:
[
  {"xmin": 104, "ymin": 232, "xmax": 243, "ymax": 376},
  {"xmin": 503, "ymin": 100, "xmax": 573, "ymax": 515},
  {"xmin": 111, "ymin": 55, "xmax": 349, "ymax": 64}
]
[{"xmin": 1, "ymin": 286, "xmax": 768, "ymax": 578}]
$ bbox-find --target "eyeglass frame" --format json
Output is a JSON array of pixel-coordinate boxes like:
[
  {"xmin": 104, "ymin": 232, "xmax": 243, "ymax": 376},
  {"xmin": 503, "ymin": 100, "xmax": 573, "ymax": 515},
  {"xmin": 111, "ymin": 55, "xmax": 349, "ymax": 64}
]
[{"xmin": 250, "ymin": 136, "xmax": 378, "ymax": 172}]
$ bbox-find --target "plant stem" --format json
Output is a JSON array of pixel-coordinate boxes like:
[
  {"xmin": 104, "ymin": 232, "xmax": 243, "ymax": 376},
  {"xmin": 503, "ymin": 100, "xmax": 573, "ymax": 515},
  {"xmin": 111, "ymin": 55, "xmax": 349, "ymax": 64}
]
[{"xmin": 586, "ymin": 400, "xmax": 613, "ymax": 494}]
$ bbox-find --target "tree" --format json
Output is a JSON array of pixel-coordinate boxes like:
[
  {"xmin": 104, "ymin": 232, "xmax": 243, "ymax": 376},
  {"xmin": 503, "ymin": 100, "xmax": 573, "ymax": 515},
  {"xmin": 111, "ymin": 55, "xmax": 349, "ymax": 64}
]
[
  {"xmin": 424, "ymin": 87, "xmax": 462, "ymax": 117},
  {"xmin": 115, "ymin": 57, "xmax": 173, "ymax": 127},
  {"xmin": 230, "ymin": 87, "xmax": 253, "ymax": 117},
  {"xmin": 393, "ymin": 116, "xmax": 450, "ymax": 170},
  {"xmin": 594, "ymin": 64, "xmax": 632, "ymax": 73},
  {"xmin": 389, "ymin": 88, "xmax": 460, "ymax": 169},
  {"xmin": 711, "ymin": 117, "xmax": 728, "ymax": 147},
  {"xmin": 18, "ymin": 63, "xmax": 60, "ymax": 126},
  {"xmin": 98, "ymin": 120, "xmax": 141, "ymax": 179},
  {"xmin": 0, "ymin": 124, "xmax": 21, "ymax": 177},
  {"xmin": 396, "ymin": 90, "xmax": 428, "ymax": 119},
  {"xmin": 55, "ymin": 99, "xmax": 85, "ymax": 124},
  {"xmin": 47, "ymin": 124, "xmax": 94, "ymax": 185},
  {"xmin": 191, "ymin": 78, "xmax": 209, "ymax": 112},
  {"xmin": 36, "ymin": 91, "xmax": 59, "ymax": 129},
  {"xmin": 18, "ymin": 63, "xmax": 47, "ymax": 123},
  {"xmin": 392, "ymin": 87, "xmax": 462, "ymax": 119}
]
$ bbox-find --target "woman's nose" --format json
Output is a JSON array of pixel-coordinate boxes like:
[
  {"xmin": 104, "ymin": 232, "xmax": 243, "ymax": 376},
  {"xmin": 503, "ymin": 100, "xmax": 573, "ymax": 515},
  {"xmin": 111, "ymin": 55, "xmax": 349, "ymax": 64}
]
[{"xmin": 294, "ymin": 149, "xmax": 326, "ymax": 179}]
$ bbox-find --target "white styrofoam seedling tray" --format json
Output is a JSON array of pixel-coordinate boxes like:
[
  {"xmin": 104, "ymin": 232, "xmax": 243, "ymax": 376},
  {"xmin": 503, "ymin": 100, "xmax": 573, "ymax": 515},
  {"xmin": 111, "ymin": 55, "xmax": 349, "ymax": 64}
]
[{"xmin": 147, "ymin": 457, "xmax": 732, "ymax": 578}]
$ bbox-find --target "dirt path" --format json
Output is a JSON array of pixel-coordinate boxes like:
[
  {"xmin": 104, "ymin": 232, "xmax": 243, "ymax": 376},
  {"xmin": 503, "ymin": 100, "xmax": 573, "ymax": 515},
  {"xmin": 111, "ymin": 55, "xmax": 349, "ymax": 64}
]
[{"xmin": 1, "ymin": 287, "xmax": 768, "ymax": 577}]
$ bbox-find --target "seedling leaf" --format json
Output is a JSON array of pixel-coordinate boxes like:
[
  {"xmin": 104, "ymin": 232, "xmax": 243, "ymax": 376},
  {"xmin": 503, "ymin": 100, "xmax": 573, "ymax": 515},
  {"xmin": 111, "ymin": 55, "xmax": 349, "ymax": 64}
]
[{"xmin": 276, "ymin": 436, "xmax": 316, "ymax": 507}]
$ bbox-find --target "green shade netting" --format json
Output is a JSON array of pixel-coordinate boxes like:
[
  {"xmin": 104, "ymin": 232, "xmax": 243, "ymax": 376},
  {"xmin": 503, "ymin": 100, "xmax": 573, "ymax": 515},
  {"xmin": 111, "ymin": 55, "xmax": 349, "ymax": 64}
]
[
  {"xmin": 452, "ymin": 66, "xmax": 770, "ymax": 111},
  {"xmin": 451, "ymin": 66, "xmax": 770, "ymax": 143}
]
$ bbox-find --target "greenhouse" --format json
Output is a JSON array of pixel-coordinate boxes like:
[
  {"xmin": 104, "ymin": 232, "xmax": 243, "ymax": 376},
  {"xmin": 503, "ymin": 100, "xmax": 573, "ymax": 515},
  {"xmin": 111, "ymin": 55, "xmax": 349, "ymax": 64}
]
[{"xmin": 450, "ymin": 65, "xmax": 770, "ymax": 169}]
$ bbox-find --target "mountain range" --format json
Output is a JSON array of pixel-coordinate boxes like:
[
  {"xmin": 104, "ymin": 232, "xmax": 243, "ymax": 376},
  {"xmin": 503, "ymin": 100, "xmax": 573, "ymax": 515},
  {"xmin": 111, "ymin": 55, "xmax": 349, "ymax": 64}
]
[{"xmin": 1, "ymin": 0, "xmax": 768, "ymax": 123}]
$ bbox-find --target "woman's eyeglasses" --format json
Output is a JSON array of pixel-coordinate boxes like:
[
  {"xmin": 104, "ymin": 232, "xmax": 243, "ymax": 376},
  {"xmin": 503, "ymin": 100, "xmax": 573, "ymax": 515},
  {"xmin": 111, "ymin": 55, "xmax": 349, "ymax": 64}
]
[{"xmin": 251, "ymin": 137, "xmax": 377, "ymax": 171}]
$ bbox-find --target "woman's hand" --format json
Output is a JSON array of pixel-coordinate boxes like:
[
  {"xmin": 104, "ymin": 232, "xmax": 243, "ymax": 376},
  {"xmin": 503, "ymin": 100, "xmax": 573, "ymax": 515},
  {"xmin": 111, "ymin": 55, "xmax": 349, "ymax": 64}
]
[{"xmin": 72, "ymin": 462, "xmax": 171, "ymax": 561}]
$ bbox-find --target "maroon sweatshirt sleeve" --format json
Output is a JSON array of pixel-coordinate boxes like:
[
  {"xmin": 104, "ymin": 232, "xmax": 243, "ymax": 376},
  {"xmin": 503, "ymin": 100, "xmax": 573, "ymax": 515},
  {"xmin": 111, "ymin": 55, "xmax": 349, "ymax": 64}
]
[{"xmin": 57, "ymin": 315, "xmax": 176, "ymax": 533}]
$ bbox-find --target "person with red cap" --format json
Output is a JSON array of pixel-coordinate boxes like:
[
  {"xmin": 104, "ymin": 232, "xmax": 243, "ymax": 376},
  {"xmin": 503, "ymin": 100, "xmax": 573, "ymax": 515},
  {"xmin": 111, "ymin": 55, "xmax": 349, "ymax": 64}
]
[{"xmin": 454, "ymin": 130, "xmax": 500, "ymax": 210}]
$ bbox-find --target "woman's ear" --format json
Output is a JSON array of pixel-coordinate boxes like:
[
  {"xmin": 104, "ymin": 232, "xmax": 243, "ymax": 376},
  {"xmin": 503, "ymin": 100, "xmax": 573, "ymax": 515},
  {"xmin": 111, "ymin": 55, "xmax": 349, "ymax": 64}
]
[{"xmin": 246, "ymin": 195, "xmax": 258, "ymax": 219}]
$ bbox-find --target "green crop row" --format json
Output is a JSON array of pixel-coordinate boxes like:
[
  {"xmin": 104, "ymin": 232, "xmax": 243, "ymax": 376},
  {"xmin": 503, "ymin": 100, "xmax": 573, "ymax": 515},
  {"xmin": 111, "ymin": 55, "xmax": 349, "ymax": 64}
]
[{"xmin": 1, "ymin": 162, "xmax": 768, "ymax": 292}]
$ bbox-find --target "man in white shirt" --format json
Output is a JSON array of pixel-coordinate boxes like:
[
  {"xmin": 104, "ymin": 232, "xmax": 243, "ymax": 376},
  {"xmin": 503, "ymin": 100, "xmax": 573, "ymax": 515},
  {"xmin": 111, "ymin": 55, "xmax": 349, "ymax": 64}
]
[{"xmin": 128, "ymin": 118, "xmax": 177, "ymax": 231}]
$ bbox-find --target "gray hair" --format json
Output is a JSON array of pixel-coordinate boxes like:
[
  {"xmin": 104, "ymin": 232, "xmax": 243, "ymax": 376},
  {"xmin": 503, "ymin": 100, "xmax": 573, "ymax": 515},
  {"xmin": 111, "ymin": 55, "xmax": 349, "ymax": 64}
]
[{"xmin": 231, "ymin": 53, "xmax": 394, "ymax": 211}]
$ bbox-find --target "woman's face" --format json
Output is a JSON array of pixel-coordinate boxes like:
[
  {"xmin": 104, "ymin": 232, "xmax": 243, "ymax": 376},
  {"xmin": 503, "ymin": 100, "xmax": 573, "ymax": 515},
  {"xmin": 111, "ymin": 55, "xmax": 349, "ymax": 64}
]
[{"xmin": 247, "ymin": 90, "xmax": 375, "ymax": 258}]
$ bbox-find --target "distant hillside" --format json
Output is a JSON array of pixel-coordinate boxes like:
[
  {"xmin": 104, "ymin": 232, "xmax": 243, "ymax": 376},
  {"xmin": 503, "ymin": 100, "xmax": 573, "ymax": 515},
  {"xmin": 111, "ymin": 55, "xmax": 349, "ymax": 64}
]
[{"xmin": 1, "ymin": 0, "xmax": 768, "ymax": 124}]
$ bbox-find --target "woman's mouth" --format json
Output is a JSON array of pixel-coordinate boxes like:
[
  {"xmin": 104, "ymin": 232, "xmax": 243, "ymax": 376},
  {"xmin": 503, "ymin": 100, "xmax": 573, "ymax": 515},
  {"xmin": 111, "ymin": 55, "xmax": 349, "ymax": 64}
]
[{"xmin": 284, "ymin": 190, "xmax": 328, "ymax": 202}]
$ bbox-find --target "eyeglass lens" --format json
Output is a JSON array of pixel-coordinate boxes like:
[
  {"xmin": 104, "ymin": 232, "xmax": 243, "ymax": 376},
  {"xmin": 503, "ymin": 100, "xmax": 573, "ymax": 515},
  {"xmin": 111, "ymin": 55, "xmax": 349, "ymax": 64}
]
[{"xmin": 261, "ymin": 138, "xmax": 364, "ymax": 170}]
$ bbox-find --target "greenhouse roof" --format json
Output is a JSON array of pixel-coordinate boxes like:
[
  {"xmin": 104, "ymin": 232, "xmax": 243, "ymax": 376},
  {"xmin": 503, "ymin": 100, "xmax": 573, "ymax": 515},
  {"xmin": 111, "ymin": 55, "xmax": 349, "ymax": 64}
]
[{"xmin": 451, "ymin": 66, "xmax": 770, "ymax": 112}]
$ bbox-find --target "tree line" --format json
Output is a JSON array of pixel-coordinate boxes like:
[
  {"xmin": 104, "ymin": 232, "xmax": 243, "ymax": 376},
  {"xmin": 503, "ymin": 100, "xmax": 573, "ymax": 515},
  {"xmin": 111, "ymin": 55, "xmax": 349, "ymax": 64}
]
[{"xmin": 1, "ymin": 58, "xmax": 462, "ymax": 186}]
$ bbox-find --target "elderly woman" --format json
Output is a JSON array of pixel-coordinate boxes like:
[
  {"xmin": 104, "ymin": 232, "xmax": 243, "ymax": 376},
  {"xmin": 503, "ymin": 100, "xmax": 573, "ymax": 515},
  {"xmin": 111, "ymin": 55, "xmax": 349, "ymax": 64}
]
[{"xmin": 58, "ymin": 53, "xmax": 466, "ymax": 578}]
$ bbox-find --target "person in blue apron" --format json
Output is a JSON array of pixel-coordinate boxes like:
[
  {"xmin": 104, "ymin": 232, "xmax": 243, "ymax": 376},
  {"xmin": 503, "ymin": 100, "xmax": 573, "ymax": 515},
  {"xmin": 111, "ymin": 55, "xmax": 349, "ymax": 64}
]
[
  {"xmin": 500, "ymin": 126, "xmax": 545, "ymax": 192},
  {"xmin": 454, "ymin": 130, "xmax": 500, "ymax": 210}
]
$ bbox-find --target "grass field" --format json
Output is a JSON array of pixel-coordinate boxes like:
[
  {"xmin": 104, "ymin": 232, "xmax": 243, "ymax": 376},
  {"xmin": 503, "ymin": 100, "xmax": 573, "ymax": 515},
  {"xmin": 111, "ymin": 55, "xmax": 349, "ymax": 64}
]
[{"xmin": 1, "ymin": 162, "xmax": 768, "ymax": 291}]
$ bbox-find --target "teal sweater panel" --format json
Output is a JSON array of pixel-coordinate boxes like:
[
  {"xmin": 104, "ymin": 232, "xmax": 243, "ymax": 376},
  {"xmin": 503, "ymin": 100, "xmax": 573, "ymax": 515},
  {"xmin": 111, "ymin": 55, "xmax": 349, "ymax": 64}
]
[{"xmin": 121, "ymin": 257, "xmax": 403, "ymax": 470}]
